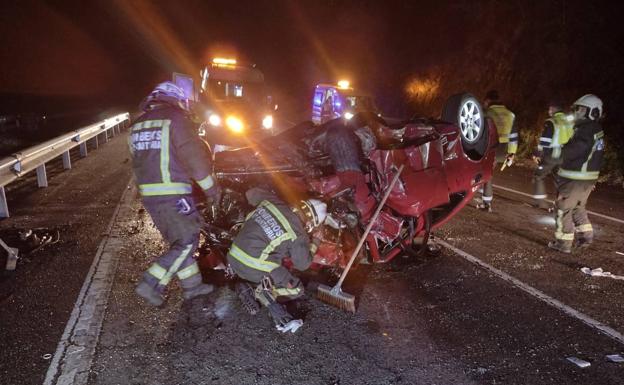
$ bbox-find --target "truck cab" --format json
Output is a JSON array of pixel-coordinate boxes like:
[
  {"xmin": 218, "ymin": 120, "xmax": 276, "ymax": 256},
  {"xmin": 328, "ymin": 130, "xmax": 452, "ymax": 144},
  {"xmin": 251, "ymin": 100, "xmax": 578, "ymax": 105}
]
[
  {"xmin": 198, "ymin": 58, "xmax": 274, "ymax": 145},
  {"xmin": 311, "ymin": 81, "xmax": 378, "ymax": 125}
]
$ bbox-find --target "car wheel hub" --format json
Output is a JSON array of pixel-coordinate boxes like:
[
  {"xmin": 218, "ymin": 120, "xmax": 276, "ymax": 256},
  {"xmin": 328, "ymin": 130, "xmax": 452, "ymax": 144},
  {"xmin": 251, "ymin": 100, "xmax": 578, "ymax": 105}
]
[{"xmin": 459, "ymin": 100, "xmax": 482, "ymax": 143}]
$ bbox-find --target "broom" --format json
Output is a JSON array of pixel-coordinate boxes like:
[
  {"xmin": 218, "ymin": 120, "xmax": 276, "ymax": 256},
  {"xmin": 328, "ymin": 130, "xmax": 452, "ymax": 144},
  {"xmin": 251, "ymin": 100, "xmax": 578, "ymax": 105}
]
[{"xmin": 317, "ymin": 164, "xmax": 404, "ymax": 312}]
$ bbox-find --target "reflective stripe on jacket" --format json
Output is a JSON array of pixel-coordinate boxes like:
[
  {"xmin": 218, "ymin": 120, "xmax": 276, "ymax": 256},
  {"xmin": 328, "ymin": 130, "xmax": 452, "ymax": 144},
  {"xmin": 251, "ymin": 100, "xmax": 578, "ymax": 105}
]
[
  {"xmin": 130, "ymin": 106, "xmax": 215, "ymax": 197},
  {"xmin": 487, "ymin": 104, "xmax": 518, "ymax": 154},
  {"xmin": 558, "ymin": 119, "xmax": 604, "ymax": 181},
  {"xmin": 227, "ymin": 191, "xmax": 311, "ymax": 277}
]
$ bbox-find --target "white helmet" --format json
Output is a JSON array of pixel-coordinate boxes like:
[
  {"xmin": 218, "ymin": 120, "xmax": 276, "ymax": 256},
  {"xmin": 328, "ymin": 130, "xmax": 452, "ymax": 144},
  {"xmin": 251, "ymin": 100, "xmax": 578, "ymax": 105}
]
[
  {"xmin": 141, "ymin": 81, "xmax": 189, "ymax": 112},
  {"xmin": 299, "ymin": 199, "xmax": 327, "ymax": 229},
  {"xmin": 573, "ymin": 94, "xmax": 603, "ymax": 121}
]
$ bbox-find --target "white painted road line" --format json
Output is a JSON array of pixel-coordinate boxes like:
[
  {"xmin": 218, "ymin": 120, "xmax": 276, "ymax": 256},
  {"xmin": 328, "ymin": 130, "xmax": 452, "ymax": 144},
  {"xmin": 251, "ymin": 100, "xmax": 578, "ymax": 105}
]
[
  {"xmin": 43, "ymin": 181, "xmax": 136, "ymax": 385},
  {"xmin": 493, "ymin": 183, "xmax": 624, "ymax": 225},
  {"xmin": 436, "ymin": 238, "xmax": 624, "ymax": 346}
]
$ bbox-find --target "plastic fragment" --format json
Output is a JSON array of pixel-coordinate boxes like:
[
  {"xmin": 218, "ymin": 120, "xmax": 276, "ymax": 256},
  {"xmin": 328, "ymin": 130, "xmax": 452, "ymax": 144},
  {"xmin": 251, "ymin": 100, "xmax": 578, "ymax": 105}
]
[
  {"xmin": 566, "ymin": 356, "xmax": 591, "ymax": 368},
  {"xmin": 276, "ymin": 319, "xmax": 303, "ymax": 334},
  {"xmin": 606, "ymin": 354, "xmax": 624, "ymax": 363},
  {"xmin": 581, "ymin": 267, "xmax": 624, "ymax": 280}
]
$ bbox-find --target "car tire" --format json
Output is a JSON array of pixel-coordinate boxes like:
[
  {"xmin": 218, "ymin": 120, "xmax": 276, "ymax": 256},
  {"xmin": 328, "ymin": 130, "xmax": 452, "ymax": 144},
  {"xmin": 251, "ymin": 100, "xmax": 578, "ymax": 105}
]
[{"xmin": 442, "ymin": 93, "xmax": 488, "ymax": 161}]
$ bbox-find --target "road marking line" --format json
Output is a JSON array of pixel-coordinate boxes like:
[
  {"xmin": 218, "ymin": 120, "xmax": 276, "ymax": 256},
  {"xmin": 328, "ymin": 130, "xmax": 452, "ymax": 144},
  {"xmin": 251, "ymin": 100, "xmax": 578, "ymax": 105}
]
[
  {"xmin": 43, "ymin": 181, "xmax": 135, "ymax": 385},
  {"xmin": 436, "ymin": 238, "xmax": 624, "ymax": 346},
  {"xmin": 493, "ymin": 184, "xmax": 624, "ymax": 225}
]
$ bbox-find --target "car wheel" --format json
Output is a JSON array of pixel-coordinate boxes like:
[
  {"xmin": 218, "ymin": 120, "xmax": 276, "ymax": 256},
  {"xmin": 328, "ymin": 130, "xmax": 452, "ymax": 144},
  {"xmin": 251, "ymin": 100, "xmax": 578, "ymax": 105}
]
[{"xmin": 442, "ymin": 93, "xmax": 488, "ymax": 160}]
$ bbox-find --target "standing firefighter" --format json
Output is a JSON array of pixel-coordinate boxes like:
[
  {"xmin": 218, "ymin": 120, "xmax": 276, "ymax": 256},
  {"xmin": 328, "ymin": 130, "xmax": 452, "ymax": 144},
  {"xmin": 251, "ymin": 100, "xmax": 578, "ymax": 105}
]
[
  {"xmin": 228, "ymin": 188, "xmax": 326, "ymax": 333},
  {"xmin": 549, "ymin": 94, "xmax": 605, "ymax": 253},
  {"xmin": 478, "ymin": 90, "xmax": 518, "ymax": 212},
  {"xmin": 532, "ymin": 102, "xmax": 575, "ymax": 209},
  {"xmin": 130, "ymin": 81, "xmax": 220, "ymax": 306}
]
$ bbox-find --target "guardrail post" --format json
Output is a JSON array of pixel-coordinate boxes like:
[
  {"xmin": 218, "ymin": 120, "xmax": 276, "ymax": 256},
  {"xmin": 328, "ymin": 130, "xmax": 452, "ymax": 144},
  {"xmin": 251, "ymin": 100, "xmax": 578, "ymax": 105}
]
[
  {"xmin": 79, "ymin": 142, "xmax": 88, "ymax": 157},
  {"xmin": 0, "ymin": 186, "xmax": 8, "ymax": 218},
  {"xmin": 36, "ymin": 164, "xmax": 48, "ymax": 187},
  {"xmin": 62, "ymin": 151, "xmax": 71, "ymax": 169},
  {"xmin": 104, "ymin": 130, "xmax": 109, "ymax": 143},
  {"xmin": 93, "ymin": 135, "xmax": 99, "ymax": 149},
  {"xmin": 110, "ymin": 126, "xmax": 115, "ymax": 138}
]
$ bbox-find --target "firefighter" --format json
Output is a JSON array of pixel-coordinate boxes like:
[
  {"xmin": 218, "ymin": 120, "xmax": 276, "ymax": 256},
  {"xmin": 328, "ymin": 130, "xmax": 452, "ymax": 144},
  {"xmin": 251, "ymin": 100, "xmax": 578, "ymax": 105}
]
[
  {"xmin": 549, "ymin": 94, "xmax": 605, "ymax": 253},
  {"xmin": 130, "ymin": 81, "xmax": 220, "ymax": 306},
  {"xmin": 227, "ymin": 187, "xmax": 326, "ymax": 332},
  {"xmin": 532, "ymin": 102, "xmax": 575, "ymax": 209},
  {"xmin": 478, "ymin": 90, "xmax": 518, "ymax": 212}
]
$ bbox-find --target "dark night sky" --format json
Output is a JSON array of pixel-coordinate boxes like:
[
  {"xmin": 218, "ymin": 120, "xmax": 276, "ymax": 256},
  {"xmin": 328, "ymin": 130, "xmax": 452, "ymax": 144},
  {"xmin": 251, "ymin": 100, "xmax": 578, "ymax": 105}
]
[{"xmin": 1, "ymin": 0, "xmax": 623, "ymax": 124}]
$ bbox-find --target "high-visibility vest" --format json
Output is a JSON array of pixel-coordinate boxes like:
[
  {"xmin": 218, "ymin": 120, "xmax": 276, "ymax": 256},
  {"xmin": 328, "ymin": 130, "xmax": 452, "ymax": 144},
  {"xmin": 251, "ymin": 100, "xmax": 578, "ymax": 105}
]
[
  {"xmin": 487, "ymin": 105, "xmax": 517, "ymax": 153},
  {"xmin": 543, "ymin": 112, "xmax": 575, "ymax": 158}
]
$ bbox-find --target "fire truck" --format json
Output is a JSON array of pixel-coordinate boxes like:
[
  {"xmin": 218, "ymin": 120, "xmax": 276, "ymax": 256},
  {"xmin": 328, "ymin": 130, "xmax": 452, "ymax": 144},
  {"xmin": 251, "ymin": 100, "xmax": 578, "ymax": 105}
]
[
  {"xmin": 311, "ymin": 80, "xmax": 379, "ymax": 125},
  {"xmin": 197, "ymin": 58, "xmax": 274, "ymax": 143}
]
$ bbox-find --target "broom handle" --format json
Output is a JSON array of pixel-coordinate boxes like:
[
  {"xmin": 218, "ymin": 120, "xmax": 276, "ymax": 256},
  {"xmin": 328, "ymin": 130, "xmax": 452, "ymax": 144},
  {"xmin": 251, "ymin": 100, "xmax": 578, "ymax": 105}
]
[{"xmin": 335, "ymin": 164, "xmax": 404, "ymax": 288}]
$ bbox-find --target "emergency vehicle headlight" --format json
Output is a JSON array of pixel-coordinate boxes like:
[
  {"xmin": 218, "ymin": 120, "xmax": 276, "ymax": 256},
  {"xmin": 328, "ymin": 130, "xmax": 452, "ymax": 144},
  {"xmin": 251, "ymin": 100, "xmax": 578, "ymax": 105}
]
[
  {"xmin": 226, "ymin": 116, "xmax": 244, "ymax": 133},
  {"xmin": 343, "ymin": 112, "xmax": 354, "ymax": 120},
  {"xmin": 208, "ymin": 113, "xmax": 221, "ymax": 126},
  {"xmin": 338, "ymin": 80, "xmax": 350, "ymax": 89},
  {"xmin": 262, "ymin": 115, "xmax": 273, "ymax": 129}
]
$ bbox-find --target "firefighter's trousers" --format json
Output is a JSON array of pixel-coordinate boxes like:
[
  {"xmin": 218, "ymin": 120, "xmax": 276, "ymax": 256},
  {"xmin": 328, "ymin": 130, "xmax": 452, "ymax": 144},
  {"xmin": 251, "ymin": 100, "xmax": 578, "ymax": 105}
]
[
  {"xmin": 228, "ymin": 253, "xmax": 304, "ymax": 302},
  {"xmin": 142, "ymin": 195, "xmax": 204, "ymax": 294},
  {"xmin": 532, "ymin": 155, "xmax": 561, "ymax": 201},
  {"xmin": 554, "ymin": 178, "xmax": 595, "ymax": 244},
  {"xmin": 481, "ymin": 146, "xmax": 508, "ymax": 203}
]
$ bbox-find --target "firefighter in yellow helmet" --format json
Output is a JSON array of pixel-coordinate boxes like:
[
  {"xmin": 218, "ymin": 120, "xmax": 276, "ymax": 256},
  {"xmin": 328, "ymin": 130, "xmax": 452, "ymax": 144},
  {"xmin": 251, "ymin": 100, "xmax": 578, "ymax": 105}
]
[
  {"xmin": 478, "ymin": 90, "xmax": 518, "ymax": 212},
  {"xmin": 531, "ymin": 101, "xmax": 575, "ymax": 209},
  {"xmin": 549, "ymin": 94, "xmax": 605, "ymax": 253}
]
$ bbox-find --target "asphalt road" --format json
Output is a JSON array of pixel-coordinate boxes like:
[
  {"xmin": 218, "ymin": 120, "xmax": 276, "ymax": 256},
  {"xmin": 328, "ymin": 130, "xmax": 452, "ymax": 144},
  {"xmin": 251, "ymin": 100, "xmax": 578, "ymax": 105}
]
[{"xmin": 1, "ymin": 139, "xmax": 623, "ymax": 384}]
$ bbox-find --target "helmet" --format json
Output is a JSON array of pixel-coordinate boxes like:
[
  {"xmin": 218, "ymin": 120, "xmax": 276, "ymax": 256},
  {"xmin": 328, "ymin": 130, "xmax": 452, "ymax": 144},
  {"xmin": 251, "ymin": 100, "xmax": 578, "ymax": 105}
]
[
  {"xmin": 299, "ymin": 199, "xmax": 327, "ymax": 230},
  {"xmin": 572, "ymin": 94, "xmax": 602, "ymax": 121},
  {"xmin": 141, "ymin": 81, "xmax": 188, "ymax": 112}
]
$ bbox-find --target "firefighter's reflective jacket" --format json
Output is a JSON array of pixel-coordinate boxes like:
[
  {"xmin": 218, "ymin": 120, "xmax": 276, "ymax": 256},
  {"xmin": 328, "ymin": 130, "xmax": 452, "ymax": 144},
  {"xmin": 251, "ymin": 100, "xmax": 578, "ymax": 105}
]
[
  {"xmin": 558, "ymin": 119, "xmax": 605, "ymax": 181},
  {"xmin": 487, "ymin": 104, "xmax": 518, "ymax": 154},
  {"xmin": 227, "ymin": 188, "xmax": 312, "ymax": 278},
  {"xmin": 538, "ymin": 112, "xmax": 575, "ymax": 159},
  {"xmin": 129, "ymin": 105, "xmax": 216, "ymax": 197}
]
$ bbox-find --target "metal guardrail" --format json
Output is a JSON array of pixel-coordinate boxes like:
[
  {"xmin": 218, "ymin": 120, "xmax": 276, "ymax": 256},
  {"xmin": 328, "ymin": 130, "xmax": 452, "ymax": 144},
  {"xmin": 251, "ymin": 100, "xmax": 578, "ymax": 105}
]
[{"xmin": 0, "ymin": 112, "xmax": 130, "ymax": 218}]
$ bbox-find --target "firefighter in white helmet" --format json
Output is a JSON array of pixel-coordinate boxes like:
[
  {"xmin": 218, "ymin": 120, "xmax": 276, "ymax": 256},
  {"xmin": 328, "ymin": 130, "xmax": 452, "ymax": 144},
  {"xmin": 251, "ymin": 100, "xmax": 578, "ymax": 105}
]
[
  {"xmin": 549, "ymin": 94, "xmax": 605, "ymax": 253},
  {"xmin": 226, "ymin": 187, "xmax": 326, "ymax": 332}
]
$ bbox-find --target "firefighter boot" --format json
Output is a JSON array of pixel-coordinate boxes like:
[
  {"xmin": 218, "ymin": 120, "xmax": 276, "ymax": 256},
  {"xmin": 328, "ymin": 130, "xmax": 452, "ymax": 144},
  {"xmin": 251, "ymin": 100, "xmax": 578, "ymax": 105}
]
[
  {"xmin": 235, "ymin": 281, "xmax": 260, "ymax": 315},
  {"xmin": 181, "ymin": 275, "xmax": 214, "ymax": 301},
  {"xmin": 548, "ymin": 240, "xmax": 572, "ymax": 254},
  {"xmin": 574, "ymin": 232, "xmax": 594, "ymax": 248},
  {"xmin": 476, "ymin": 202, "xmax": 492, "ymax": 212},
  {"xmin": 135, "ymin": 281, "xmax": 165, "ymax": 307}
]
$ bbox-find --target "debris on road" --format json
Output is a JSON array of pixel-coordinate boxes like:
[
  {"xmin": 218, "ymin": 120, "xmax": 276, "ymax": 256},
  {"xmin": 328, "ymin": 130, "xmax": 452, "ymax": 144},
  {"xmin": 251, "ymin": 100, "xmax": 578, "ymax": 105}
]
[
  {"xmin": 276, "ymin": 319, "xmax": 304, "ymax": 334},
  {"xmin": 0, "ymin": 237, "xmax": 19, "ymax": 271},
  {"xmin": 615, "ymin": 251, "xmax": 624, "ymax": 256},
  {"xmin": 605, "ymin": 354, "xmax": 624, "ymax": 363},
  {"xmin": 566, "ymin": 356, "xmax": 591, "ymax": 368},
  {"xmin": 581, "ymin": 267, "xmax": 624, "ymax": 281}
]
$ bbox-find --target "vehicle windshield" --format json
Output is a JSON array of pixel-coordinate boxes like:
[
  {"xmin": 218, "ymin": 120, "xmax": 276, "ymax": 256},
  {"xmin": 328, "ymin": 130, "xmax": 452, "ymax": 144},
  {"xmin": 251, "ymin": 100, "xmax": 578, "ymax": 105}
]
[{"xmin": 207, "ymin": 80, "xmax": 265, "ymax": 104}]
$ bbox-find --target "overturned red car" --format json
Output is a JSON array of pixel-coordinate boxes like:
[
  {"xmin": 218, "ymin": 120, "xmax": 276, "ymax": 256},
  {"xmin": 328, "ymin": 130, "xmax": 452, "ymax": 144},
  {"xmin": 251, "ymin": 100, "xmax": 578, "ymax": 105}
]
[{"xmin": 201, "ymin": 93, "xmax": 497, "ymax": 271}]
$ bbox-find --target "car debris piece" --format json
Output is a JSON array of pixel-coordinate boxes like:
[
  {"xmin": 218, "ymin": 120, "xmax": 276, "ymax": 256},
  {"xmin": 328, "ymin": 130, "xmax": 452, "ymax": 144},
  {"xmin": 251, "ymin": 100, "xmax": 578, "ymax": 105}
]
[
  {"xmin": 616, "ymin": 251, "xmax": 624, "ymax": 256},
  {"xmin": 276, "ymin": 319, "xmax": 303, "ymax": 334},
  {"xmin": 606, "ymin": 354, "xmax": 624, "ymax": 363},
  {"xmin": 566, "ymin": 356, "xmax": 591, "ymax": 368},
  {"xmin": 581, "ymin": 267, "xmax": 624, "ymax": 281},
  {"xmin": 0, "ymin": 237, "xmax": 19, "ymax": 271}
]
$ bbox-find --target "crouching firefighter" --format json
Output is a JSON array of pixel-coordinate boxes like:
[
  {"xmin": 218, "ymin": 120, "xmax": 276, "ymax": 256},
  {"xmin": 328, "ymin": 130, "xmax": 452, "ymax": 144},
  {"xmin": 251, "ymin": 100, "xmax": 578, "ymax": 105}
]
[
  {"xmin": 227, "ymin": 188, "xmax": 327, "ymax": 333},
  {"xmin": 549, "ymin": 94, "xmax": 605, "ymax": 253},
  {"xmin": 130, "ymin": 81, "xmax": 221, "ymax": 306},
  {"xmin": 532, "ymin": 101, "xmax": 575, "ymax": 209}
]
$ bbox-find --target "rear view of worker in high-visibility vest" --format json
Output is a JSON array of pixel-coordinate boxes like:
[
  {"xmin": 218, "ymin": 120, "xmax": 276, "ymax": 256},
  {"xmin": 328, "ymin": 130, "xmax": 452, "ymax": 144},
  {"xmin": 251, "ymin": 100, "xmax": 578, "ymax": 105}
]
[
  {"xmin": 532, "ymin": 101, "xmax": 575, "ymax": 209},
  {"xmin": 130, "ymin": 81, "xmax": 221, "ymax": 306},
  {"xmin": 478, "ymin": 90, "xmax": 518, "ymax": 212}
]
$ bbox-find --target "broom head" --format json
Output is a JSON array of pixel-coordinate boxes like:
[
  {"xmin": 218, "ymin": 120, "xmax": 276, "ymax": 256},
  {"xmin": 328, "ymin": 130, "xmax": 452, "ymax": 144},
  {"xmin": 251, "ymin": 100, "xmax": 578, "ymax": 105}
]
[{"xmin": 316, "ymin": 283, "xmax": 356, "ymax": 313}]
